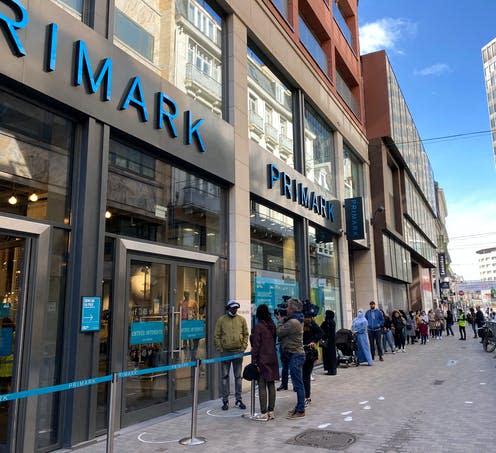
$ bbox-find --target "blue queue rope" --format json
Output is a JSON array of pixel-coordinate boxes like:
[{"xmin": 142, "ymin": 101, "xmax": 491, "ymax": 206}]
[{"xmin": 0, "ymin": 352, "xmax": 251, "ymax": 402}]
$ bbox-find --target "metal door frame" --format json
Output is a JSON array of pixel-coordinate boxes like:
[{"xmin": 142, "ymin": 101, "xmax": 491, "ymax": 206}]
[
  {"xmin": 0, "ymin": 216, "xmax": 51, "ymax": 453},
  {"xmin": 112, "ymin": 239, "xmax": 218, "ymax": 428}
]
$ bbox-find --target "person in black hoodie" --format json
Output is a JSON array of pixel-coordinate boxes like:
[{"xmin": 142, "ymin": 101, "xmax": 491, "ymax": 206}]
[
  {"xmin": 445, "ymin": 309, "xmax": 454, "ymax": 336},
  {"xmin": 320, "ymin": 310, "xmax": 337, "ymax": 375},
  {"xmin": 302, "ymin": 310, "xmax": 323, "ymax": 407}
]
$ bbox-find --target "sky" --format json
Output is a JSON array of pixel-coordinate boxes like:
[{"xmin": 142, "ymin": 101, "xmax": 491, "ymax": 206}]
[{"xmin": 358, "ymin": 0, "xmax": 496, "ymax": 281}]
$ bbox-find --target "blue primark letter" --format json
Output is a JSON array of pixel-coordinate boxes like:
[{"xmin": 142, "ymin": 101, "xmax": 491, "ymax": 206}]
[
  {"xmin": 185, "ymin": 111, "xmax": 206, "ymax": 152},
  {"xmin": 0, "ymin": 0, "xmax": 28, "ymax": 57},
  {"xmin": 268, "ymin": 164, "xmax": 280, "ymax": 189},
  {"xmin": 74, "ymin": 40, "xmax": 112, "ymax": 101},
  {"xmin": 156, "ymin": 92, "xmax": 178, "ymax": 138},
  {"xmin": 120, "ymin": 76, "xmax": 149, "ymax": 122}
]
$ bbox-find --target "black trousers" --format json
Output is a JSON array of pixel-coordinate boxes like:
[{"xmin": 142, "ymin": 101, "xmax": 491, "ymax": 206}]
[{"xmin": 368, "ymin": 329, "xmax": 383, "ymax": 359}]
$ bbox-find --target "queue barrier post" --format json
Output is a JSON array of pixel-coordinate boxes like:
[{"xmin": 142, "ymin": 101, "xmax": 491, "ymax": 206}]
[
  {"xmin": 106, "ymin": 372, "xmax": 118, "ymax": 453},
  {"xmin": 179, "ymin": 359, "xmax": 206, "ymax": 445}
]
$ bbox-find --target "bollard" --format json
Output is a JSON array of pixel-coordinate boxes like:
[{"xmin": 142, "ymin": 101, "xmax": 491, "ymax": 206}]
[
  {"xmin": 106, "ymin": 373, "xmax": 117, "ymax": 453},
  {"xmin": 179, "ymin": 360, "xmax": 206, "ymax": 445},
  {"xmin": 243, "ymin": 379, "xmax": 259, "ymax": 420}
]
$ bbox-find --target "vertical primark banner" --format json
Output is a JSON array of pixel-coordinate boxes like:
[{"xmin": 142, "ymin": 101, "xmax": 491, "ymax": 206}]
[
  {"xmin": 438, "ymin": 252, "xmax": 447, "ymax": 277},
  {"xmin": 344, "ymin": 197, "xmax": 365, "ymax": 240}
]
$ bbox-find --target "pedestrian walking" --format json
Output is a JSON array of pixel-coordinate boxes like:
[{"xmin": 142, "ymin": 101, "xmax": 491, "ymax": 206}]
[
  {"xmin": 250, "ymin": 304, "xmax": 279, "ymax": 421},
  {"xmin": 365, "ymin": 301, "xmax": 384, "ymax": 361},
  {"xmin": 468, "ymin": 307, "xmax": 477, "ymax": 339},
  {"xmin": 320, "ymin": 310, "xmax": 337, "ymax": 375},
  {"xmin": 214, "ymin": 300, "xmax": 249, "ymax": 410},
  {"xmin": 352, "ymin": 310, "xmax": 373, "ymax": 366},
  {"xmin": 445, "ymin": 309, "xmax": 454, "ymax": 336},
  {"xmin": 457, "ymin": 309, "xmax": 467, "ymax": 340},
  {"xmin": 276, "ymin": 298, "xmax": 306, "ymax": 419}
]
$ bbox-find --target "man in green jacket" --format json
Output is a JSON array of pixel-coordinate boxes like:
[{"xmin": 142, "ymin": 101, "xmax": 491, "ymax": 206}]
[{"xmin": 214, "ymin": 300, "xmax": 249, "ymax": 410}]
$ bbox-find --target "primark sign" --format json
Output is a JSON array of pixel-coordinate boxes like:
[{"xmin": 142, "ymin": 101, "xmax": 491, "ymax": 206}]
[{"xmin": 0, "ymin": 0, "xmax": 207, "ymax": 152}]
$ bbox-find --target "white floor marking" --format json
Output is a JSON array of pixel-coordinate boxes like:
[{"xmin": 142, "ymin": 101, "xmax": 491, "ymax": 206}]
[
  {"xmin": 378, "ymin": 396, "xmax": 385, "ymax": 400},
  {"xmin": 341, "ymin": 411, "xmax": 352, "ymax": 415},
  {"xmin": 363, "ymin": 405, "xmax": 371, "ymax": 410},
  {"xmin": 464, "ymin": 401, "xmax": 473, "ymax": 404},
  {"xmin": 344, "ymin": 416, "xmax": 353, "ymax": 421},
  {"xmin": 480, "ymin": 382, "xmax": 486, "ymax": 385},
  {"xmin": 318, "ymin": 423, "xmax": 331, "ymax": 428},
  {"xmin": 359, "ymin": 400, "xmax": 368, "ymax": 405},
  {"xmin": 206, "ymin": 409, "xmax": 242, "ymax": 417},
  {"xmin": 447, "ymin": 360, "xmax": 457, "ymax": 366},
  {"xmin": 138, "ymin": 432, "xmax": 180, "ymax": 444},
  {"xmin": 480, "ymin": 370, "xmax": 485, "ymax": 372}
]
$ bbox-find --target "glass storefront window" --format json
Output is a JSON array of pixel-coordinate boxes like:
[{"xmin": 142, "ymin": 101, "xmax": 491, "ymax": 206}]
[
  {"xmin": 106, "ymin": 138, "xmax": 226, "ymax": 256},
  {"xmin": 308, "ymin": 225, "xmax": 341, "ymax": 328},
  {"xmin": 304, "ymin": 103, "xmax": 335, "ymax": 194},
  {"xmin": 250, "ymin": 201, "xmax": 299, "ymax": 318},
  {"xmin": 113, "ymin": 0, "xmax": 224, "ymax": 118},
  {"xmin": 343, "ymin": 145, "xmax": 362, "ymax": 199},
  {"xmin": 0, "ymin": 90, "xmax": 73, "ymax": 224},
  {"xmin": 247, "ymin": 47, "xmax": 294, "ymax": 167}
]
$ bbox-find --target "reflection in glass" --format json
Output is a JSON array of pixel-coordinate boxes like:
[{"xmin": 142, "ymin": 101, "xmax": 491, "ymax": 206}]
[
  {"xmin": 250, "ymin": 201, "xmax": 299, "ymax": 318},
  {"xmin": 247, "ymin": 47, "xmax": 294, "ymax": 167},
  {"xmin": 36, "ymin": 229, "xmax": 69, "ymax": 449},
  {"xmin": 308, "ymin": 225, "xmax": 341, "ymax": 328},
  {"xmin": 51, "ymin": 0, "xmax": 83, "ymax": 19},
  {"xmin": 304, "ymin": 103, "xmax": 335, "ymax": 194},
  {"xmin": 0, "ymin": 90, "xmax": 73, "ymax": 224},
  {"xmin": 126, "ymin": 261, "xmax": 169, "ymax": 413},
  {"xmin": 298, "ymin": 15, "xmax": 328, "ymax": 75},
  {"xmin": 106, "ymin": 138, "xmax": 226, "ymax": 256},
  {"xmin": 0, "ymin": 236, "xmax": 24, "ymax": 448},
  {"xmin": 113, "ymin": 0, "xmax": 224, "ymax": 117}
]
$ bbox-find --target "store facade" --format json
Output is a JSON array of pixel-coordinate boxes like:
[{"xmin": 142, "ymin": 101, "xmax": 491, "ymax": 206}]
[{"xmin": 0, "ymin": 0, "xmax": 374, "ymax": 451}]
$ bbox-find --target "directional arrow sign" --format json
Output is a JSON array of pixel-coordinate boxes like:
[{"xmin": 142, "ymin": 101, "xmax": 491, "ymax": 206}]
[{"xmin": 81, "ymin": 297, "xmax": 101, "ymax": 332}]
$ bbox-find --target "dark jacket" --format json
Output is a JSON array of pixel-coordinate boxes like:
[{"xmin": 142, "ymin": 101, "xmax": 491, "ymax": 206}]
[
  {"xmin": 475, "ymin": 310, "xmax": 485, "ymax": 328},
  {"xmin": 320, "ymin": 312, "xmax": 337, "ymax": 373},
  {"xmin": 250, "ymin": 319, "xmax": 280, "ymax": 382}
]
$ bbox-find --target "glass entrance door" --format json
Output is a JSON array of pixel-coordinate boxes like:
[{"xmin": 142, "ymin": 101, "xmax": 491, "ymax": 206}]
[
  {"xmin": 0, "ymin": 235, "xmax": 26, "ymax": 453},
  {"xmin": 122, "ymin": 258, "xmax": 209, "ymax": 424}
]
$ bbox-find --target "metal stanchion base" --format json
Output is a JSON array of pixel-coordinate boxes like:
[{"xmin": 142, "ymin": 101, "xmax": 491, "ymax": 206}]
[
  {"xmin": 243, "ymin": 412, "xmax": 261, "ymax": 420},
  {"xmin": 179, "ymin": 436, "xmax": 207, "ymax": 445}
]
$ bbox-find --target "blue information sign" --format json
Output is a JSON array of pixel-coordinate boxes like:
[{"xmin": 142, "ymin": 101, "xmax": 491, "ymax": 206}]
[
  {"xmin": 81, "ymin": 297, "xmax": 101, "ymax": 332},
  {"xmin": 181, "ymin": 320, "xmax": 205, "ymax": 340},
  {"xmin": 130, "ymin": 321, "xmax": 164, "ymax": 345}
]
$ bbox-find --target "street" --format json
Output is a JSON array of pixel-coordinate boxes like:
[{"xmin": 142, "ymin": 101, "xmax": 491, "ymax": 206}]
[{"xmin": 63, "ymin": 335, "xmax": 496, "ymax": 453}]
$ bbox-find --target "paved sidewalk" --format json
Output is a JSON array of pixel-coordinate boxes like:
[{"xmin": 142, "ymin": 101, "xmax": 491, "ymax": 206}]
[{"xmin": 61, "ymin": 336, "xmax": 496, "ymax": 452}]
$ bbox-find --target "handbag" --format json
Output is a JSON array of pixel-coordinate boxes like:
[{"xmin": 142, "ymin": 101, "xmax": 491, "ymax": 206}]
[
  {"xmin": 304, "ymin": 345, "xmax": 319, "ymax": 362},
  {"xmin": 242, "ymin": 363, "xmax": 260, "ymax": 381},
  {"xmin": 319, "ymin": 339, "xmax": 328, "ymax": 348}
]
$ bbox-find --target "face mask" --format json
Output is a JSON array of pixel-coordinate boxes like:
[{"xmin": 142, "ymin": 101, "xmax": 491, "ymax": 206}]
[{"xmin": 228, "ymin": 310, "xmax": 236, "ymax": 317}]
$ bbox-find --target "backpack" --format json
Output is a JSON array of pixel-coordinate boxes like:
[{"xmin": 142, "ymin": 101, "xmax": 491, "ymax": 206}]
[{"xmin": 466, "ymin": 312, "xmax": 473, "ymax": 323}]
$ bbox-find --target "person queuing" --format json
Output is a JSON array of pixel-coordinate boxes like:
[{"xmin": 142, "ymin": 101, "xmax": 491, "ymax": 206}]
[
  {"xmin": 250, "ymin": 304, "xmax": 279, "ymax": 421},
  {"xmin": 391, "ymin": 310, "xmax": 406, "ymax": 352},
  {"xmin": 365, "ymin": 301, "xmax": 384, "ymax": 362},
  {"xmin": 276, "ymin": 298, "xmax": 306, "ymax": 419},
  {"xmin": 352, "ymin": 310, "xmax": 373, "ymax": 366},
  {"xmin": 381, "ymin": 309, "xmax": 395, "ymax": 354},
  {"xmin": 320, "ymin": 310, "xmax": 337, "ymax": 375},
  {"xmin": 214, "ymin": 300, "xmax": 249, "ymax": 411},
  {"xmin": 302, "ymin": 305, "xmax": 323, "ymax": 407}
]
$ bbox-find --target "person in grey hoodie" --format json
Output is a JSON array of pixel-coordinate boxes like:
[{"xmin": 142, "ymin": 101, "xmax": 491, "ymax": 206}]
[{"xmin": 276, "ymin": 298, "xmax": 305, "ymax": 419}]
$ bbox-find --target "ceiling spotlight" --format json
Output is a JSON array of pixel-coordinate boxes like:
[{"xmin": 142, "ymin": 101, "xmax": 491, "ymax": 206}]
[
  {"xmin": 28, "ymin": 193, "xmax": 38, "ymax": 202},
  {"xmin": 105, "ymin": 210, "xmax": 112, "ymax": 219},
  {"xmin": 8, "ymin": 195, "xmax": 17, "ymax": 205}
]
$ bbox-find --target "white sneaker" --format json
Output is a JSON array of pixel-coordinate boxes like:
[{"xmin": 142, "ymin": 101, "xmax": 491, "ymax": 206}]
[
  {"xmin": 392, "ymin": 350, "xmax": 396, "ymax": 354},
  {"xmin": 310, "ymin": 373, "xmax": 315, "ymax": 381},
  {"xmin": 402, "ymin": 349, "xmax": 406, "ymax": 353},
  {"xmin": 254, "ymin": 413, "xmax": 269, "ymax": 422}
]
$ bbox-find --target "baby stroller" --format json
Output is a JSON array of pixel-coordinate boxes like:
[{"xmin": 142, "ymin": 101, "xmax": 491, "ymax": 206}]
[{"xmin": 335, "ymin": 328, "xmax": 356, "ymax": 367}]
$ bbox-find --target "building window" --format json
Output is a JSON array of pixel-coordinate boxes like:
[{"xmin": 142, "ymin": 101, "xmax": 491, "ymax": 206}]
[
  {"xmin": 308, "ymin": 225, "xmax": 341, "ymax": 327},
  {"xmin": 247, "ymin": 46, "xmax": 294, "ymax": 166},
  {"xmin": 298, "ymin": 15, "xmax": 329, "ymax": 75},
  {"xmin": 114, "ymin": 9, "xmax": 155, "ymax": 62},
  {"xmin": 113, "ymin": 0, "xmax": 224, "ymax": 118},
  {"xmin": 304, "ymin": 103, "xmax": 335, "ymax": 194},
  {"xmin": 271, "ymin": 0, "xmax": 289, "ymax": 21},
  {"xmin": 51, "ymin": 0, "xmax": 83, "ymax": 19},
  {"xmin": 0, "ymin": 90, "xmax": 73, "ymax": 224},
  {"xmin": 336, "ymin": 68, "xmax": 358, "ymax": 116},
  {"xmin": 333, "ymin": 0, "xmax": 354, "ymax": 49},
  {"xmin": 250, "ymin": 201, "xmax": 299, "ymax": 317},
  {"xmin": 106, "ymin": 137, "xmax": 226, "ymax": 256},
  {"xmin": 343, "ymin": 145, "xmax": 362, "ymax": 198}
]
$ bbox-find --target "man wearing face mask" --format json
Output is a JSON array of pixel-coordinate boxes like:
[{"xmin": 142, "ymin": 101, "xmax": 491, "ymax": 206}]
[{"xmin": 214, "ymin": 300, "xmax": 249, "ymax": 411}]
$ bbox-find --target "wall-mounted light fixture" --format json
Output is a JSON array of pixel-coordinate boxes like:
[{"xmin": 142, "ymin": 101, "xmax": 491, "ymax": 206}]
[
  {"xmin": 370, "ymin": 206, "xmax": 385, "ymax": 225},
  {"xmin": 28, "ymin": 193, "xmax": 38, "ymax": 202},
  {"xmin": 8, "ymin": 195, "xmax": 18, "ymax": 205}
]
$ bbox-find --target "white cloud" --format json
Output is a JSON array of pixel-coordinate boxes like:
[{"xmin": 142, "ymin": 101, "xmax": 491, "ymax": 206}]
[
  {"xmin": 359, "ymin": 18, "xmax": 416, "ymax": 55},
  {"xmin": 414, "ymin": 63, "xmax": 451, "ymax": 76},
  {"xmin": 446, "ymin": 195, "xmax": 496, "ymax": 280}
]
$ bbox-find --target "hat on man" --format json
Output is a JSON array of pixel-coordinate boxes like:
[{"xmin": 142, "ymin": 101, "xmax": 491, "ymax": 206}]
[
  {"xmin": 226, "ymin": 300, "xmax": 240, "ymax": 310},
  {"xmin": 369, "ymin": 301, "xmax": 376, "ymax": 306}
]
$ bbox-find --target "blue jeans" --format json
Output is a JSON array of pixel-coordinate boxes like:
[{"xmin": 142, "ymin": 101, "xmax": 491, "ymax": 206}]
[
  {"xmin": 220, "ymin": 356, "xmax": 243, "ymax": 403},
  {"xmin": 288, "ymin": 352, "xmax": 305, "ymax": 413},
  {"xmin": 382, "ymin": 329, "xmax": 394, "ymax": 352}
]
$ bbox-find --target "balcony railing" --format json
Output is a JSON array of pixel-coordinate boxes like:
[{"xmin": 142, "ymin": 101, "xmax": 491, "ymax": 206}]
[
  {"xmin": 185, "ymin": 63, "xmax": 222, "ymax": 100},
  {"xmin": 249, "ymin": 111, "xmax": 264, "ymax": 136},
  {"xmin": 279, "ymin": 134, "xmax": 293, "ymax": 153},
  {"xmin": 265, "ymin": 123, "xmax": 279, "ymax": 144}
]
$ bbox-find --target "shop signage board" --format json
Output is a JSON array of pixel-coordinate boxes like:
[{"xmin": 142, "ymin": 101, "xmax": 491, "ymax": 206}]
[
  {"xmin": 344, "ymin": 197, "xmax": 365, "ymax": 240},
  {"xmin": 80, "ymin": 296, "xmax": 101, "ymax": 332},
  {"xmin": 130, "ymin": 321, "xmax": 164, "ymax": 345},
  {"xmin": 181, "ymin": 320, "xmax": 205, "ymax": 340}
]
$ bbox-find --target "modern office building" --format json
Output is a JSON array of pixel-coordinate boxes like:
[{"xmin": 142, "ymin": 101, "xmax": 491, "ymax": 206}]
[
  {"xmin": 477, "ymin": 247, "xmax": 496, "ymax": 281},
  {"xmin": 0, "ymin": 0, "xmax": 375, "ymax": 450},
  {"xmin": 482, "ymin": 37, "xmax": 496, "ymax": 166},
  {"xmin": 362, "ymin": 50, "xmax": 439, "ymax": 314}
]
